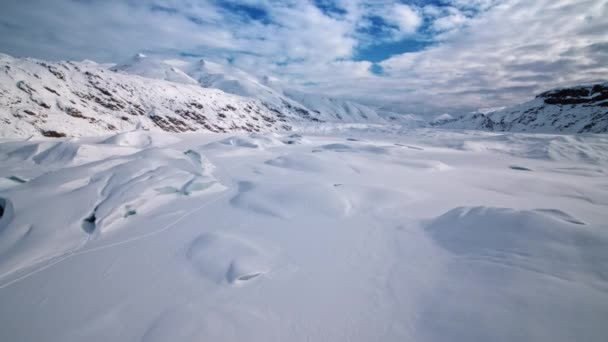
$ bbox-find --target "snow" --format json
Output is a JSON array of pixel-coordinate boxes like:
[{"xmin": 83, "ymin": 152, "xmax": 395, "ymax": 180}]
[
  {"xmin": 1, "ymin": 53, "xmax": 410, "ymax": 139},
  {"xmin": 0, "ymin": 54, "xmax": 301, "ymax": 139},
  {"xmin": 111, "ymin": 54, "xmax": 199, "ymax": 86},
  {"xmin": 1, "ymin": 127, "xmax": 607, "ymax": 341},
  {"xmin": 431, "ymin": 113, "xmax": 454, "ymax": 124},
  {"xmin": 283, "ymin": 89, "xmax": 387, "ymax": 123},
  {"xmin": 134, "ymin": 55, "xmax": 396, "ymax": 124},
  {"xmin": 7, "ymin": 52, "xmax": 605, "ymax": 141},
  {"xmin": 437, "ymin": 83, "xmax": 608, "ymax": 133}
]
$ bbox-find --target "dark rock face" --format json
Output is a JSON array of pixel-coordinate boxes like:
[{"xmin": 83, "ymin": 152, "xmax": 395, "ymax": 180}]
[
  {"xmin": 537, "ymin": 83, "xmax": 608, "ymax": 106},
  {"xmin": 40, "ymin": 130, "xmax": 67, "ymax": 138}
]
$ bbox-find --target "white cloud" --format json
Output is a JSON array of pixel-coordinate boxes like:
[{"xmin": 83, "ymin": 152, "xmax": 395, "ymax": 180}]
[
  {"xmin": 372, "ymin": 0, "xmax": 608, "ymax": 113},
  {"xmin": 0, "ymin": 0, "xmax": 606, "ymax": 116},
  {"xmin": 389, "ymin": 4, "xmax": 423, "ymax": 35},
  {"xmin": 431, "ymin": 8, "xmax": 468, "ymax": 32}
]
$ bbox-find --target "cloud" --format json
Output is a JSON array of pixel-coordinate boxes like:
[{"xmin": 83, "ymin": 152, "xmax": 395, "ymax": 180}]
[
  {"xmin": 372, "ymin": 0, "xmax": 608, "ymax": 113},
  {"xmin": 431, "ymin": 7, "xmax": 467, "ymax": 32},
  {"xmin": 384, "ymin": 3, "xmax": 422, "ymax": 36},
  {"xmin": 0, "ymin": 0, "xmax": 606, "ymax": 116}
]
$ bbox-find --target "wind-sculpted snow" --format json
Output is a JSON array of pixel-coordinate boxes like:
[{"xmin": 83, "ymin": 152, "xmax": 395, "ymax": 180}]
[
  {"xmin": 0, "ymin": 132, "xmax": 223, "ymax": 280},
  {"xmin": 187, "ymin": 232, "xmax": 276, "ymax": 285},
  {"xmin": 0, "ymin": 128, "xmax": 607, "ymax": 342},
  {"xmin": 422, "ymin": 206, "xmax": 608, "ymax": 341}
]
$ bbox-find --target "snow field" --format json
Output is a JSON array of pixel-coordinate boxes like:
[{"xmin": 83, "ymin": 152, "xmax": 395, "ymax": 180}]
[{"xmin": 0, "ymin": 127, "xmax": 607, "ymax": 341}]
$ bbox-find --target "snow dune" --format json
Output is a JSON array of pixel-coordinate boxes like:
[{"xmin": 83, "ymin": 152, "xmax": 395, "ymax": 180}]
[{"xmin": 0, "ymin": 127, "xmax": 607, "ymax": 341}]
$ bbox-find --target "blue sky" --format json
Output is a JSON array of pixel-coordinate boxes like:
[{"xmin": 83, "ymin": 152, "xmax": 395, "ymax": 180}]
[{"xmin": 0, "ymin": 0, "xmax": 607, "ymax": 114}]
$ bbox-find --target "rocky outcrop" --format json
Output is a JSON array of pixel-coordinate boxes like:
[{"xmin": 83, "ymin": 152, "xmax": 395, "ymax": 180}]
[
  {"xmin": 435, "ymin": 82, "xmax": 608, "ymax": 134},
  {"xmin": 537, "ymin": 84, "xmax": 608, "ymax": 106}
]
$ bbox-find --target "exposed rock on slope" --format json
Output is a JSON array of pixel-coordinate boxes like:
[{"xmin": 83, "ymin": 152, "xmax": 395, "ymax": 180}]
[
  {"xmin": 435, "ymin": 83, "xmax": 608, "ymax": 133},
  {"xmin": 0, "ymin": 54, "xmax": 304, "ymax": 138}
]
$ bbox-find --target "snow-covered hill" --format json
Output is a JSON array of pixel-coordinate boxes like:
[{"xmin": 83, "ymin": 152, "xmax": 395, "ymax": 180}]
[
  {"xmin": 119, "ymin": 54, "xmax": 393, "ymax": 124},
  {"xmin": 0, "ymin": 53, "xmax": 320, "ymax": 138},
  {"xmin": 435, "ymin": 83, "xmax": 608, "ymax": 133}
]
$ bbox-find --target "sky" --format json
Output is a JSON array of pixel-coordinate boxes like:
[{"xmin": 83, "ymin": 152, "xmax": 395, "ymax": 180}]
[{"xmin": 0, "ymin": 0, "xmax": 607, "ymax": 115}]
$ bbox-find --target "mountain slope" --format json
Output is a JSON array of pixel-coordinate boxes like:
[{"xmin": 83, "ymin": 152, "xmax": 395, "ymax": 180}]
[
  {"xmin": 283, "ymin": 90, "xmax": 387, "ymax": 123},
  {"xmin": 0, "ymin": 53, "xmax": 303, "ymax": 138},
  {"xmin": 111, "ymin": 53, "xmax": 198, "ymax": 86},
  {"xmin": 124, "ymin": 55, "xmax": 392, "ymax": 124},
  {"xmin": 436, "ymin": 83, "xmax": 608, "ymax": 133}
]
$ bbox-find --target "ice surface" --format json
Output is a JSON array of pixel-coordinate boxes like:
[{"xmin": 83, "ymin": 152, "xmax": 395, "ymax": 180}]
[{"xmin": 0, "ymin": 127, "xmax": 607, "ymax": 342}]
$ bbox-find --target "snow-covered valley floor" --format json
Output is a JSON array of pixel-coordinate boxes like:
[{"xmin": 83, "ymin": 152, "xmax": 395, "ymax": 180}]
[{"xmin": 1, "ymin": 126, "xmax": 607, "ymax": 341}]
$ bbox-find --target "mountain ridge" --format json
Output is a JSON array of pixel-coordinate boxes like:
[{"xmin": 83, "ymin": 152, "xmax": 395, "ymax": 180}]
[
  {"xmin": 434, "ymin": 82, "xmax": 608, "ymax": 133},
  {"xmin": 117, "ymin": 54, "xmax": 393, "ymax": 124},
  {"xmin": 0, "ymin": 53, "xmax": 322, "ymax": 138}
]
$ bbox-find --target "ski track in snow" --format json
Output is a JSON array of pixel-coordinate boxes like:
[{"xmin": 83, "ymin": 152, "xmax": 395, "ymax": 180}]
[{"xmin": 1, "ymin": 126, "xmax": 608, "ymax": 342}]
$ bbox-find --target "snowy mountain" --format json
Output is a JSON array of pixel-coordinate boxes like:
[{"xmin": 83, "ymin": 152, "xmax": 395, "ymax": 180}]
[
  {"xmin": 0, "ymin": 53, "xmax": 313, "ymax": 138},
  {"xmin": 118, "ymin": 54, "xmax": 394, "ymax": 124},
  {"xmin": 175, "ymin": 59, "xmax": 284, "ymax": 102},
  {"xmin": 282, "ymin": 89, "xmax": 387, "ymax": 123},
  {"xmin": 111, "ymin": 53, "xmax": 198, "ymax": 85},
  {"xmin": 435, "ymin": 82, "xmax": 608, "ymax": 133}
]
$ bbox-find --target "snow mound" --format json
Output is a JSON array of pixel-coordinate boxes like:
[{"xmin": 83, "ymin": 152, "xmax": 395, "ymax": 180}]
[
  {"xmin": 0, "ymin": 140, "xmax": 137, "ymax": 167},
  {"xmin": 30, "ymin": 141, "xmax": 87, "ymax": 165},
  {"xmin": 186, "ymin": 232, "xmax": 274, "ymax": 285},
  {"xmin": 420, "ymin": 206, "xmax": 608, "ymax": 341},
  {"xmin": 100, "ymin": 130, "xmax": 181, "ymax": 148},
  {"xmin": 426, "ymin": 207, "xmax": 602, "ymax": 275},
  {"xmin": 101, "ymin": 131, "xmax": 153, "ymax": 147},
  {"xmin": 333, "ymin": 184, "xmax": 415, "ymax": 217},
  {"xmin": 203, "ymin": 133, "xmax": 285, "ymax": 152},
  {"xmin": 0, "ymin": 136, "xmax": 223, "ymax": 280},
  {"xmin": 264, "ymin": 153, "xmax": 326, "ymax": 172}
]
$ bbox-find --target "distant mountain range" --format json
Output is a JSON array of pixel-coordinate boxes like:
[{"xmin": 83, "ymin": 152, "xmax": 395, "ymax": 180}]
[
  {"xmin": 0, "ymin": 53, "xmax": 405, "ymax": 138},
  {"xmin": 113, "ymin": 54, "xmax": 417, "ymax": 125},
  {"xmin": 1, "ymin": 52, "xmax": 606, "ymax": 138}
]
